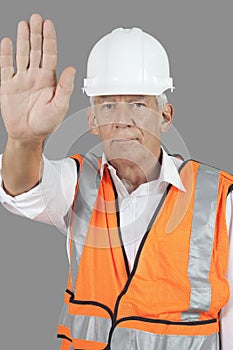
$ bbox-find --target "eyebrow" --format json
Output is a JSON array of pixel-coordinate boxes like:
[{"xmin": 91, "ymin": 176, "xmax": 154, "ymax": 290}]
[
  {"xmin": 127, "ymin": 96, "xmax": 147, "ymax": 103},
  {"xmin": 97, "ymin": 95, "xmax": 148, "ymax": 103}
]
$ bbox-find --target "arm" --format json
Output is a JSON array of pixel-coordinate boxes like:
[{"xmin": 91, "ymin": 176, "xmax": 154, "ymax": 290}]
[
  {"xmin": 0, "ymin": 14, "xmax": 76, "ymax": 196},
  {"xmin": 0, "ymin": 154, "xmax": 77, "ymax": 230},
  {"xmin": 2, "ymin": 138, "xmax": 44, "ymax": 196}
]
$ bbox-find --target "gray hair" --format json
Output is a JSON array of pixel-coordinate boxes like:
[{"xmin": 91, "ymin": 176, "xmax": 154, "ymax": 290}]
[
  {"xmin": 90, "ymin": 93, "xmax": 168, "ymax": 111},
  {"xmin": 154, "ymin": 93, "xmax": 168, "ymax": 111}
]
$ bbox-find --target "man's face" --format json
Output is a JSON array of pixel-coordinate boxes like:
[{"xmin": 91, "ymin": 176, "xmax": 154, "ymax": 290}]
[{"xmin": 88, "ymin": 95, "xmax": 173, "ymax": 172}]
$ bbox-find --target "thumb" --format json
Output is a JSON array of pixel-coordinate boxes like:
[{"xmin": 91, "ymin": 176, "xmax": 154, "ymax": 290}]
[{"xmin": 53, "ymin": 66, "xmax": 76, "ymax": 115}]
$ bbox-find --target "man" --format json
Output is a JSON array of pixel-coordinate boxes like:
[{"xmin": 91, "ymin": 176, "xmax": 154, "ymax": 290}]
[{"xmin": 0, "ymin": 13, "xmax": 233, "ymax": 350}]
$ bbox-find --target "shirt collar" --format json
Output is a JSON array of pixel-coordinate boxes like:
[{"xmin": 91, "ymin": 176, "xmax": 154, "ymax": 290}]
[
  {"xmin": 159, "ymin": 148, "xmax": 186, "ymax": 192},
  {"xmin": 100, "ymin": 147, "xmax": 186, "ymax": 192}
]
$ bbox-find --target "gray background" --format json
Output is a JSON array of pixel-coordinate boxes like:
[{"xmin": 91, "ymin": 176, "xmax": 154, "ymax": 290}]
[{"xmin": 0, "ymin": 0, "xmax": 232, "ymax": 349}]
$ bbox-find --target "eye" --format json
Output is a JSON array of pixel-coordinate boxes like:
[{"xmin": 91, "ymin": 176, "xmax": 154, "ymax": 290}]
[
  {"xmin": 102, "ymin": 103, "xmax": 115, "ymax": 110},
  {"xmin": 133, "ymin": 102, "xmax": 146, "ymax": 108}
]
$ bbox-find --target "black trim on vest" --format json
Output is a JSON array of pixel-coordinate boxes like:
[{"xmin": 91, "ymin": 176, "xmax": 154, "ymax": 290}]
[
  {"xmin": 178, "ymin": 158, "xmax": 191, "ymax": 172},
  {"xmin": 65, "ymin": 288, "xmax": 75, "ymax": 299},
  {"xmin": 227, "ymin": 184, "xmax": 233, "ymax": 196},
  {"xmin": 108, "ymin": 183, "xmax": 173, "ymax": 345},
  {"xmin": 115, "ymin": 201, "xmax": 131, "ymax": 278},
  {"xmin": 111, "ymin": 183, "xmax": 172, "ymax": 321},
  {"xmin": 110, "ymin": 176, "xmax": 131, "ymax": 278},
  {"xmin": 71, "ymin": 157, "xmax": 80, "ymax": 178},
  {"xmin": 67, "ymin": 289, "xmax": 114, "ymax": 320},
  {"xmin": 107, "ymin": 160, "xmax": 193, "ymax": 347},
  {"xmin": 57, "ymin": 334, "xmax": 72, "ymax": 342},
  {"xmin": 105, "ymin": 315, "xmax": 217, "ymax": 349},
  {"xmin": 219, "ymin": 311, "xmax": 223, "ymax": 350},
  {"xmin": 168, "ymin": 153, "xmax": 184, "ymax": 161},
  {"xmin": 114, "ymin": 316, "xmax": 217, "ymax": 327}
]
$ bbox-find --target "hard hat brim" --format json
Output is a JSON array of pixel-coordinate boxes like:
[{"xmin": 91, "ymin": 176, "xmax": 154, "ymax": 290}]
[{"xmin": 82, "ymin": 79, "xmax": 174, "ymax": 96}]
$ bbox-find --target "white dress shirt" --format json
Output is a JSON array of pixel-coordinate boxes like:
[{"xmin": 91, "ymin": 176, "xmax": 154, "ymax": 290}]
[
  {"xmin": 0, "ymin": 150, "xmax": 232, "ymax": 349},
  {"xmin": 100, "ymin": 151, "xmax": 186, "ymax": 271}
]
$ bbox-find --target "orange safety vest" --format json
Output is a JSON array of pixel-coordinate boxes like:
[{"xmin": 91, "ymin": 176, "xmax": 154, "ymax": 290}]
[{"xmin": 57, "ymin": 153, "xmax": 233, "ymax": 350}]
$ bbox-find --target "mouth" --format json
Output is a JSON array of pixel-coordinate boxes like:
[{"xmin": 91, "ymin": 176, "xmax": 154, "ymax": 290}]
[{"xmin": 112, "ymin": 138, "xmax": 140, "ymax": 143}]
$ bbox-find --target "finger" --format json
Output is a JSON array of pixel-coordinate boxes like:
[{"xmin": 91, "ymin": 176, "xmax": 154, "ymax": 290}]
[
  {"xmin": 53, "ymin": 66, "xmax": 76, "ymax": 115},
  {"xmin": 29, "ymin": 13, "xmax": 43, "ymax": 68},
  {"xmin": 16, "ymin": 21, "xmax": 30, "ymax": 71},
  {"xmin": 41, "ymin": 19, "xmax": 57, "ymax": 71},
  {"xmin": 0, "ymin": 38, "xmax": 14, "ymax": 82}
]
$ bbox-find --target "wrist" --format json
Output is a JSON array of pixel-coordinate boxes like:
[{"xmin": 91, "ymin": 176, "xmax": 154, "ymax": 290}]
[{"xmin": 7, "ymin": 136, "xmax": 45, "ymax": 149}]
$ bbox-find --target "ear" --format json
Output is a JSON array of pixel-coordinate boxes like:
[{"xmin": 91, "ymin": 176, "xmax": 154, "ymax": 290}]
[
  {"xmin": 87, "ymin": 107, "xmax": 99, "ymax": 135},
  {"xmin": 160, "ymin": 103, "xmax": 174, "ymax": 133}
]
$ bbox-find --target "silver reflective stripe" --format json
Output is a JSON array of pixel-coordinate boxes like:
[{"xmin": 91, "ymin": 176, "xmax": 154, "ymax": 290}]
[
  {"xmin": 70, "ymin": 315, "xmax": 111, "ymax": 343},
  {"xmin": 111, "ymin": 327, "xmax": 219, "ymax": 350},
  {"xmin": 59, "ymin": 303, "xmax": 70, "ymax": 328},
  {"xmin": 71, "ymin": 153, "xmax": 100, "ymax": 292},
  {"xmin": 182, "ymin": 164, "xmax": 220, "ymax": 321}
]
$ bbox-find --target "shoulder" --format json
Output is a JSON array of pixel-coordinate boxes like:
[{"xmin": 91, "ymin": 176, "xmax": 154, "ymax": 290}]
[{"xmin": 183, "ymin": 159, "xmax": 233, "ymax": 195}]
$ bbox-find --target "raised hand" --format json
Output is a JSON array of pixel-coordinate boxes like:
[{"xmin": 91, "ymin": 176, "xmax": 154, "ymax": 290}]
[
  {"xmin": 0, "ymin": 13, "xmax": 76, "ymax": 142},
  {"xmin": 0, "ymin": 14, "xmax": 76, "ymax": 196}
]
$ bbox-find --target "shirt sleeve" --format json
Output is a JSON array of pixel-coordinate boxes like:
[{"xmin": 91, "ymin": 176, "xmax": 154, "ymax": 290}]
[
  {"xmin": 221, "ymin": 191, "xmax": 233, "ymax": 350},
  {"xmin": 0, "ymin": 154, "xmax": 77, "ymax": 232}
]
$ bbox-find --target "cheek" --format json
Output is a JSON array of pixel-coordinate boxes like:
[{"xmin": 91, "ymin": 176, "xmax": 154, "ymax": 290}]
[
  {"xmin": 143, "ymin": 133, "xmax": 160, "ymax": 150},
  {"xmin": 139, "ymin": 122, "xmax": 161, "ymax": 142},
  {"xmin": 98, "ymin": 126, "xmax": 113, "ymax": 144},
  {"xmin": 135, "ymin": 113, "xmax": 162, "ymax": 137}
]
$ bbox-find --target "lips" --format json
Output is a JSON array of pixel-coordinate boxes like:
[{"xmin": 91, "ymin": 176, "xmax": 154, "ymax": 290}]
[{"xmin": 112, "ymin": 137, "xmax": 139, "ymax": 142}]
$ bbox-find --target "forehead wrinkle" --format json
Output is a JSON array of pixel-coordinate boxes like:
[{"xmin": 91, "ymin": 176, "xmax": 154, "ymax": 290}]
[
  {"xmin": 95, "ymin": 95, "xmax": 149, "ymax": 103},
  {"xmin": 127, "ymin": 95, "xmax": 148, "ymax": 103}
]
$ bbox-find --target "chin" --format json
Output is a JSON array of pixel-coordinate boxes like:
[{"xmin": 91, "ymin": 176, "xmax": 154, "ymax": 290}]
[{"xmin": 106, "ymin": 150, "xmax": 145, "ymax": 168}]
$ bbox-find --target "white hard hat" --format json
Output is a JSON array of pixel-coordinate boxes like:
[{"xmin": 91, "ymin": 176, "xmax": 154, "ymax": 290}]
[{"xmin": 82, "ymin": 27, "xmax": 174, "ymax": 96}]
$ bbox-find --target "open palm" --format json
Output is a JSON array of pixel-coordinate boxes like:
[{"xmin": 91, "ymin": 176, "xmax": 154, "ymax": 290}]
[{"xmin": 0, "ymin": 14, "xmax": 76, "ymax": 141}]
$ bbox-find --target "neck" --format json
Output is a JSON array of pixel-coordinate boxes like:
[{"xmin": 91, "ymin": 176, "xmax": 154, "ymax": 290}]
[{"xmin": 109, "ymin": 150, "xmax": 163, "ymax": 194}]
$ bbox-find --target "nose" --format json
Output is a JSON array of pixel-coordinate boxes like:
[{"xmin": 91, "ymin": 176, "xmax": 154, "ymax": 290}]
[{"xmin": 113, "ymin": 103, "xmax": 135, "ymax": 127}]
